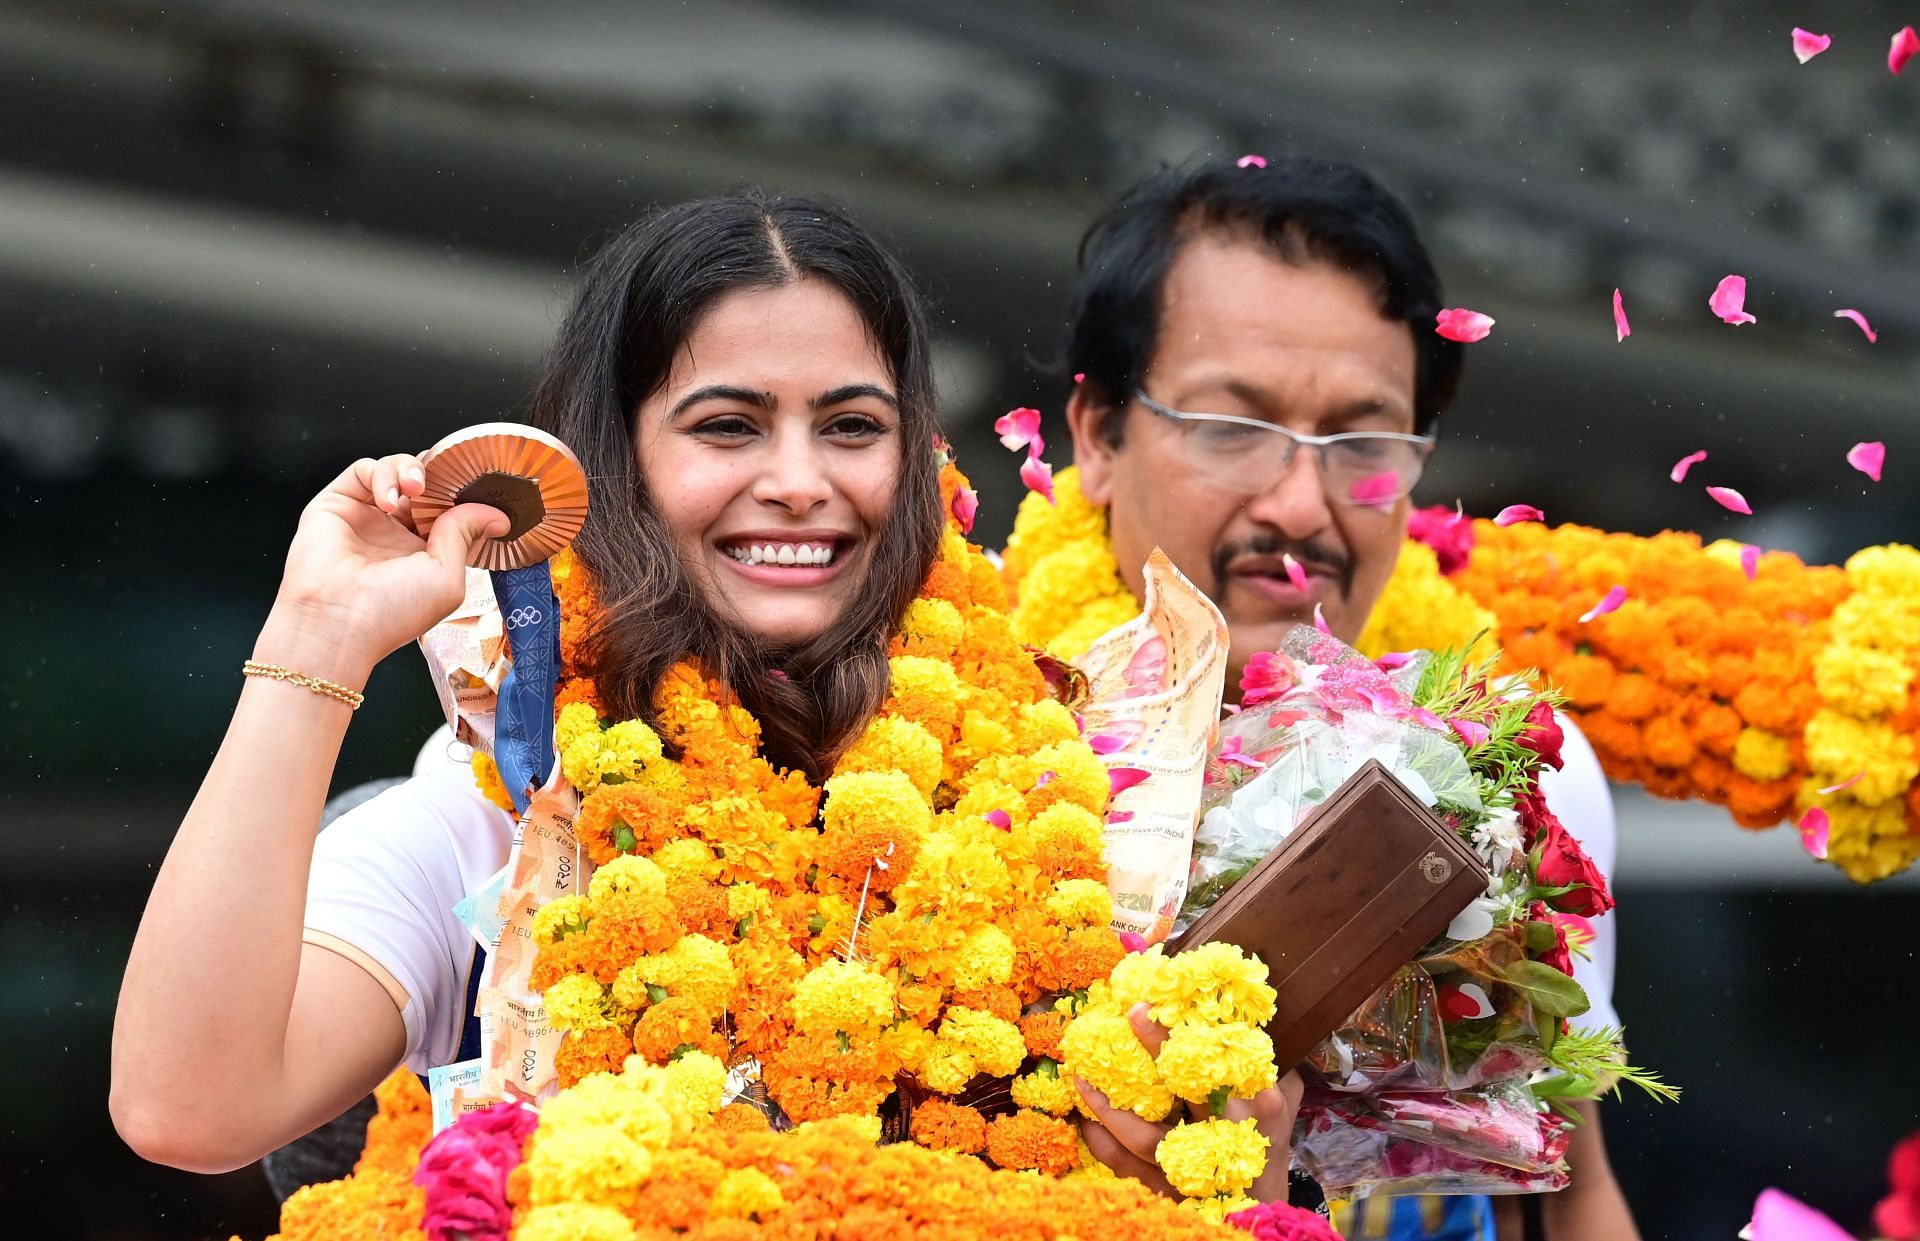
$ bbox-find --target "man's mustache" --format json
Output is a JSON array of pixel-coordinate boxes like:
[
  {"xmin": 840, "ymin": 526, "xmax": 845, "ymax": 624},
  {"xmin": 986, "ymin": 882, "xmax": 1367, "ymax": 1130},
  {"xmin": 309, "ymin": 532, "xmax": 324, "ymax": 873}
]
[{"xmin": 1210, "ymin": 532, "xmax": 1355, "ymax": 602}]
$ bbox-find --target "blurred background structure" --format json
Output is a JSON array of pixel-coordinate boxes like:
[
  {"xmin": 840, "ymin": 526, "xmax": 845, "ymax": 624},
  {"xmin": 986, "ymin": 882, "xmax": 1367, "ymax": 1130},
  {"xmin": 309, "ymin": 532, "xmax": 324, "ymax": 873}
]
[{"xmin": 2, "ymin": 1, "xmax": 1915, "ymax": 1237}]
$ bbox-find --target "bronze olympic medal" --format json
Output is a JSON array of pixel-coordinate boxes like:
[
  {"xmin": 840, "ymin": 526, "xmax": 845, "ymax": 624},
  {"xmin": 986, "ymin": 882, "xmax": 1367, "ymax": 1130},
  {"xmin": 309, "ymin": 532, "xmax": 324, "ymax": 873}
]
[{"xmin": 409, "ymin": 422, "xmax": 589, "ymax": 570}]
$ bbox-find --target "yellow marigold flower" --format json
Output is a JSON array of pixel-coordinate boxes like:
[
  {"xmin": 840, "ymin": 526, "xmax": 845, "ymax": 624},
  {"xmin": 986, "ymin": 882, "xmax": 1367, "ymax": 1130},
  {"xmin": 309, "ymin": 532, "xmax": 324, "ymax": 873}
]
[
  {"xmin": 514, "ymin": 1202, "xmax": 638, "ymax": 1241},
  {"xmin": 1104, "ymin": 946, "xmax": 1166, "ymax": 1011},
  {"xmin": 818, "ymin": 770, "xmax": 932, "ymax": 891},
  {"xmin": 1186, "ymin": 1195, "xmax": 1260, "ymax": 1225},
  {"xmin": 660, "ymin": 1049, "xmax": 729, "ymax": 1122},
  {"xmin": 898, "ymin": 596, "xmax": 966, "ymax": 660},
  {"xmin": 471, "ymin": 751, "xmax": 518, "ymax": 814},
  {"xmin": 1046, "ymin": 878, "xmax": 1113, "ymax": 929},
  {"xmin": 890, "ymin": 825, "xmax": 1015, "ymax": 921},
  {"xmin": 790, "ymin": 958, "xmax": 896, "ymax": 1037},
  {"xmin": 881, "ymin": 1020, "xmax": 938, "ymax": 1076},
  {"xmin": 921, "ymin": 1042, "xmax": 978, "ymax": 1093},
  {"xmin": 726, "ymin": 882, "xmax": 774, "ymax": 926},
  {"xmin": 650, "ymin": 836, "xmax": 720, "ymax": 883},
  {"xmin": 554, "ymin": 701, "xmax": 603, "ymax": 758},
  {"xmin": 1024, "ymin": 741, "xmax": 1109, "ymax": 816},
  {"xmin": 532, "ymin": 894, "xmax": 592, "ymax": 946},
  {"xmin": 837, "ymin": 715, "xmax": 945, "ymax": 799},
  {"xmin": 1812, "ymin": 645, "xmax": 1912, "ymax": 717},
  {"xmin": 1845, "ymin": 542, "xmax": 1920, "ymax": 598},
  {"xmin": 524, "ymin": 1123, "xmax": 652, "ymax": 1208},
  {"xmin": 1732, "ymin": 727, "xmax": 1794, "ymax": 782},
  {"xmin": 1355, "ymin": 541, "xmax": 1499, "ymax": 663},
  {"xmin": 561, "ymin": 731, "xmax": 608, "ymax": 793},
  {"xmin": 537, "ymin": 1067, "xmax": 673, "ymax": 1149},
  {"xmin": 886, "ymin": 655, "xmax": 965, "ymax": 740},
  {"xmin": 1154, "ymin": 1117, "xmax": 1269, "ymax": 1199},
  {"xmin": 588, "ymin": 855, "xmax": 667, "ymax": 905},
  {"xmin": 544, "ymin": 973, "xmax": 628, "ymax": 1032},
  {"xmin": 1804, "ymin": 710, "xmax": 1919, "ymax": 805},
  {"xmin": 1058, "ymin": 1009, "xmax": 1173, "ymax": 1120},
  {"xmin": 958, "ymin": 709, "xmax": 1017, "ymax": 769},
  {"xmin": 1156, "ymin": 1021, "xmax": 1278, "ymax": 1105},
  {"xmin": 1011, "ymin": 1064, "xmax": 1079, "ymax": 1116},
  {"xmin": 950, "ymin": 780, "xmax": 1027, "ymax": 828},
  {"xmin": 935, "ymin": 1006, "xmax": 1027, "ymax": 1078},
  {"xmin": 1011, "ymin": 802, "xmax": 1108, "ymax": 882},
  {"xmin": 709, "ymin": 1166, "xmax": 786, "ymax": 1221},
  {"xmin": 1154, "ymin": 943, "xmax": 1277, "ymax": 1028},
  {"xmin": 794, "ymin": 1113, "xmax": 883, "ymax": 1146},
  {"xmin": 1014, "ymin": 699, "xmax": 1080, "ymax": 751},
  {"xmin": 1829, "ymin": 594, "xmax": 1920, "ymax": 653},
  {"xmin": 634, "ymin": 934, "xmax": 735, "ymax": 1013},
  {"xmin": 952, "ymin": 925, "xmax": 1016, "ymax": 990}
]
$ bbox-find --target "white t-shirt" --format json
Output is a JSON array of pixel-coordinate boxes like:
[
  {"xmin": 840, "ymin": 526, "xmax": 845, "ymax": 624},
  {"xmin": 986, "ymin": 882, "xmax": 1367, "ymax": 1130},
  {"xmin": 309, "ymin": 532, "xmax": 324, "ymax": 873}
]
[{"xmin": 302, "ymin": 718, "xmax": 1623, "ymax": 1071}]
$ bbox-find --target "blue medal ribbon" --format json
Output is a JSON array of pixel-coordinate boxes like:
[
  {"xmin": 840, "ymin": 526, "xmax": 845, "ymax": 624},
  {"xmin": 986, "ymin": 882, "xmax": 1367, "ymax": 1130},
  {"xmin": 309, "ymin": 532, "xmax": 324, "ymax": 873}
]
[{"xmin": 490, "ymin": 563, "xmax": 561, "ymax": 815}]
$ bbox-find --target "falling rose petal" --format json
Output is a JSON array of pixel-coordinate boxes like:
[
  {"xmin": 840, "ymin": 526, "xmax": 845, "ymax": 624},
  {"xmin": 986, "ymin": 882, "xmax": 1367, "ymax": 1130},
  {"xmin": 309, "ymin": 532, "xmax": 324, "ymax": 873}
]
[
  {"xmin": 994, "ymin": 406, "xmax": 1043, "ymax": 453},
  {"xmin": 1833, "ymin": 308, "xmax": 1877, "ymax": 342},
  {"xmin": 1108, "ymin": 767, "xmax": 1151, "ymax": 798},
  {"xmin": 1740, "ymin": 544, "xmax": 1761, "ymax": 581},
  {"xmin": 1817, "ymin": 772, "xmax": 1864, "ymax": 796},
  {"xmin": 1791, "ymin": 28, "xmax": 1832, "ymax": 63},
  {"xmin": 1797, "ymin": 807, "xmax": 1830, "ymax": 860},
  {"xmin": 1493, "ymin": 504, "xmax": 1544, "ymax": 527},
  {"xmin": 1847, "ymin": 440, "xmax": 1886, "ymax": 482},
  {"xmin": 983, "ymin": 809, "xmax": 1012, "ymax": 831},
  {"xmin": 1892, "ymin": 26, "xmax": 1920, "ymax": 75},
  {"xmin": 1236, "ymin": 154, "xmax": 1268, "ymax": 169},
  {"xmin": 1669, "ymin": 449, "xmax": 1708, "ymax": 483},
  {"xmin": 1106, "ymin": 810, "xmax": 1135, "ymax": 825},
  {"xmin": 1435, "ymin": 307, "xmax": 1495, "ymax": 342},
  {"xmin": 1708, "ymin": 275, "xmax": 1757, "ymax": 326},
  {"xmin": 1707, "ymin": 485, "xmax": 1753, "ymax": 515},
  {"xmin": 1086, "ymin": 733, "xmax": 1131, "ymax": 756},
  {"xmin": 1020, "ymin": 451, "xmax": 1057, "ymax": 506},
  {"xmin": 950, "ymin": 485, "xmax": 978, "ymax": 534},
  {"xmin": 1347, "ymin": 471, "xmax": 1401, "ymax": 508},
  {"xmin": 1312, "ymin": 603, "xmax": 1332, "ymax": 635},
  {"xmin": 1117, "ymin": 930, "xmax": 1149, "ymax": 953},
  {"xmin": 1072, "ymin": 371, "xmax": 1086, "ymax": 384},
  {"xmin": 1613, "ymin": 287, "xmax": 1631, "ymax": 342},
  {"xmin": 1579, "ymin": 585, "xmax": 1627, "ymax": 624},
  {"xmin": 1450, "ymin": 717, "xmax": 1491, "ymax": 748},
  {"xmin": 1281, "ymin": 552, "xmax": 1310, "ymax": 593},
  {"xmin": 1750, "ymin": 1188, "xmax": 1853, "ymax": 1241}
]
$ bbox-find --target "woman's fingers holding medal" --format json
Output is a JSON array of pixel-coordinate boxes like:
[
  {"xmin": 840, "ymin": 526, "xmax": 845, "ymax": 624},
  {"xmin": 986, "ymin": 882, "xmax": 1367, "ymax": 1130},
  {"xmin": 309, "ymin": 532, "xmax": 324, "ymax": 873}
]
[{"xmin": 346, "ymin": 452, "xmax": 428, "ymax": 528}]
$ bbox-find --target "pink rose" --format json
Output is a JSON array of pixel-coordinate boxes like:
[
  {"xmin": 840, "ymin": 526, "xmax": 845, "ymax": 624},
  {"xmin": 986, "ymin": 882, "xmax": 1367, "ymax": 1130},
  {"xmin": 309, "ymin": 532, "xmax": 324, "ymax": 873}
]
[
  {"xmin": 1407, "ymin": 504, "xmax": 1476, "ymax": 575},
  {"xmin": 1240, "ymin": 650, "xmax": 1298, "ymax": 707},
  {"xmin": 416, "ymin": 1102, "xmax": 538, "ymax": 1241}
]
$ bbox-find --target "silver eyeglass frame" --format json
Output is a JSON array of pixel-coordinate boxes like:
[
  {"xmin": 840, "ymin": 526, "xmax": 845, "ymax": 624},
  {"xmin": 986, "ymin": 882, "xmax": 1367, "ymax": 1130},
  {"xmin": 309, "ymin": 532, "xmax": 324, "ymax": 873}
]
[{"xmin": 1134, "ymin": 390, "xmax": 1437, "ymax": 503}]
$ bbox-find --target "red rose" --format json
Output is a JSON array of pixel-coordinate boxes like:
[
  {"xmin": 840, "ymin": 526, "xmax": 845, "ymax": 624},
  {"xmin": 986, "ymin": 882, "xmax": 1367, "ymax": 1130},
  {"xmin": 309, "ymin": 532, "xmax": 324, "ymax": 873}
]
[
  {"xmin": 1876, "ymin": 1131, "xmax": 1920, "ymax": 1240},
  {"xmin": 1529, "ymin": 901, "xmax": 1574, "ymax": 975},
  {"xmin": 1517, "ymin": 702, "xmax": 1565, "ymax": 771},
  {"xmin": 1407, "ymin": 504, "xmax": 1475, "ymax": 576},
  {"xmin": 1533, "ymin": 811, "xmax": 1614, "ymax": 917}
]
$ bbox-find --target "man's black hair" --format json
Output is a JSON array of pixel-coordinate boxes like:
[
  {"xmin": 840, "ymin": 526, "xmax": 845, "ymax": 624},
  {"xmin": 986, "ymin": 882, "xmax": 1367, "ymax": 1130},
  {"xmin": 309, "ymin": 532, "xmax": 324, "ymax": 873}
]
[{"xmin": 1063, "ymin": 156, "xmax": 1463, "ymax": 441}]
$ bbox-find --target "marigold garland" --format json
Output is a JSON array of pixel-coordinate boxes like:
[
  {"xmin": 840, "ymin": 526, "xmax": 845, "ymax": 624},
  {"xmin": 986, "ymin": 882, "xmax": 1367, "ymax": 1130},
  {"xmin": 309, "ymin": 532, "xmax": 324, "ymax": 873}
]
[{"xmin": 1003, "ymin": 474, "xmax": 1920, "ymax": 882}]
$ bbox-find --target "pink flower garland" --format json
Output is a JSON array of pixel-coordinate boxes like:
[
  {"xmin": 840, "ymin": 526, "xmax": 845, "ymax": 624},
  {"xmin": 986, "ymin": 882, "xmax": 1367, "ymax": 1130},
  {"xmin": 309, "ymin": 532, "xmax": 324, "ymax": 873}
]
[{"xmin": 414, "ymin": 1102, "xmax": 538, "ymax": 1241}]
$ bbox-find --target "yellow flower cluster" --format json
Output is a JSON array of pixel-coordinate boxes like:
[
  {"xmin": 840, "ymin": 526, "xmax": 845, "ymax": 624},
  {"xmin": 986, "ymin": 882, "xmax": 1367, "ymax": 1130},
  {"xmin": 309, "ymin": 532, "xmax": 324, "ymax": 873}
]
[
  {"xmin": 1002, "ymin": 465, "xmax": 1142, "ymax": 657},
  {"xmin": 1059, "ymin": 944, "xmax": 1279, "ymax": 1215}
]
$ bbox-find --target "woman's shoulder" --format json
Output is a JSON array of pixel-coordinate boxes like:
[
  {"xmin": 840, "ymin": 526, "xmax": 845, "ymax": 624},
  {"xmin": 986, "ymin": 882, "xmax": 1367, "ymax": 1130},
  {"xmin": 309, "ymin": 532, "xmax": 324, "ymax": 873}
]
[{"xmin": 314, "ymin": 729, "xmax": 515, "ymax": 888}]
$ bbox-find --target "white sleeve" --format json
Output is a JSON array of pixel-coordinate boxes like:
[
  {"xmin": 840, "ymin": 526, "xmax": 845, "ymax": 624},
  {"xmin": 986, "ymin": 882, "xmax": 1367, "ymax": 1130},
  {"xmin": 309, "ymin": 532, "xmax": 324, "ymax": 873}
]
[
  {"xmin": 303, "ymin": 762, "xmax": 513, "ymax": 1072},
  {"xmin": 1534, "ymin": 715, "xmax": 1622, "ymax": 1035}
]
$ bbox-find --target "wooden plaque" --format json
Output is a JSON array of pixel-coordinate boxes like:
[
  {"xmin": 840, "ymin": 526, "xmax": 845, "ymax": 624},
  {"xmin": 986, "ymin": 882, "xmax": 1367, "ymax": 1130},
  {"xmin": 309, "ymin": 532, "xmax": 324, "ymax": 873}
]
[{"xmin": 1173, "ymin": 759, "xmax": 1490, "ymax": 1070}]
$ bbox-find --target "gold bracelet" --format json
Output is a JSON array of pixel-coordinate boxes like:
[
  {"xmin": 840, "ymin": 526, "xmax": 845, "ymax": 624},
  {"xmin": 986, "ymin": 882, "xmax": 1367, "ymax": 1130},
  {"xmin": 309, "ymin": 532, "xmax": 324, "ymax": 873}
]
[{"xmin": 242, "ymin": 659, "xmax": 366, "ymax": 710}]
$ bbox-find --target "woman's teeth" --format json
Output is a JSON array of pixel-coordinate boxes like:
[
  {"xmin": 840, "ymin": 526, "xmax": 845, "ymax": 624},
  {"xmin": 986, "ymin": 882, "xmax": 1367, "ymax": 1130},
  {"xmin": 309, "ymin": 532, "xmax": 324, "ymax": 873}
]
[{"xmin": 725, "ymin": 542, "xmax": 836, "ymax": 567}]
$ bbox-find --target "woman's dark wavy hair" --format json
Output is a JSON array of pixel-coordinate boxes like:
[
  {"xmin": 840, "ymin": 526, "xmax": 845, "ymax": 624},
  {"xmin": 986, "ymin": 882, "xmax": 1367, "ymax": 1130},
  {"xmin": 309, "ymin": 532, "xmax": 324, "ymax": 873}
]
[{"xmin": 531, "ymin": 193, "xmax": 944, "ymax": 779}]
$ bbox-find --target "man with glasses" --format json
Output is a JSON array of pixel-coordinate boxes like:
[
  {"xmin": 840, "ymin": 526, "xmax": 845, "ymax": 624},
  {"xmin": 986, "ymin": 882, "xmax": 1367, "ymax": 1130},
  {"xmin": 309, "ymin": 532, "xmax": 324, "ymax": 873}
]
[{"xmin": 1036, "ymin": 157, "xmax": 1638, "ymax": 1241}]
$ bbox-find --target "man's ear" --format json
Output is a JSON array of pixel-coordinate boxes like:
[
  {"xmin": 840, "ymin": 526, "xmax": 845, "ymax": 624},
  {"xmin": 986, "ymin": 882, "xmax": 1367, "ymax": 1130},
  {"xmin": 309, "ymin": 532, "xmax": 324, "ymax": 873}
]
[{"xmin": 1064, "ymin": 386, "xmax": 1120, "ymax": 507}]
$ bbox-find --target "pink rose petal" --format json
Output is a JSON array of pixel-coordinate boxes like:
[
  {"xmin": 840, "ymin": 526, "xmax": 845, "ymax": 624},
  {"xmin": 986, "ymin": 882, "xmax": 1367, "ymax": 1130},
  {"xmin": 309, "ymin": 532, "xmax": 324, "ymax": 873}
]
[
  {"xmin": 994, "ymin": 406, "xmax": 1043, "ymax": 454},
  {"xmin": 1817, "ymin": 772, "xmax": 1864, "ymax": 796},
  {"xmin": 1375, "ymin": 651, "xmax": 1415, "ymax": 671},
  {"xmin": 1579, "ymin": 585, "xmax": 1627, "ymax": 624},
  {"xmin": 1236, "ymin": 154, "xmax": 1268, "ymax": 169},
  {"xmin": 1108, "ymin": 767, "xmax": 1151, "ymax": 798},
  {"xmin": 1833, "ymin": 308, "xmax": 1877, "ymax": 342},
  {"xmin": 1086, "ymin": 733, "xmax": 1131, "ymax": 756},
  {"xmin": 1797, "ymin": 807, "xmax": 1831, "ymax": 860},
  {"xmin": 984, "ymin": 809, "xmax": 1012, "ymax": 830},
  {"xmin": 1117, "ymin": 930, "xmax": 1149, "ymax": 952},
  {"xmin": 1613, "ymin": 287, "xmax": 1631, "ymax": 342},
  {"xmin": 1346, "ymin": 471, "xmax": 1401, "ymax": 508},
  {"xmin": 1106, "ymin": 810, "xmax": 1135, "ymax": 825},
  {"xmin": 1450, "ymin": 717, "xmax": 1491, "ymax": 747},
  {"xmin": 1034, "ymin": 770, "xmax": 1057, "ymax": 790},
  {"xmin": 1740, "ymin": 544, "xmax": 1761, "ymax": 581},
  {"xmin": 1020, "ymin": 451, "xmax": 1056, "ymax": 506},
  {"xmin": 1751, "ymin": 1188, "xmax": 1853, "ymax": 1241},
  {"xmin": 1549, "ymin": 911, "xmax": 1595, "ymax": 952},
  {"xmin": 1281, "ymin": 552, "xmax": 1309, "ymax": 593},
  {"xmin": 1709, "ymin": 275, "xmax": 1757, "ymax": 326},
  {"xmin": 1706, "ymin": 485, "xmax": 1752, "ymax": 515},
  {"xmin": 1791, "ymin": 28, "xmax": 1832, "ymax": 63},
  {"xmin": 1312, "ymin": 603, "xmax": 1332, "ymax": 635},
  {"xmin": 1493, "ymin": 504, "xmax": 1544, "ymax": 527},
  {"xmin": 1072, "ymin": 371, "xmax": 1086, "ymax": 383},
  {"xmin": 1435, "ymin": 307, "xmax": 1495, "ymax": 343},
  {"xmin": 1892, "ymin": 26, "xmax": 1920, "ymax": 75},
  {"xmin": 1847, "ymin": 440, "xmax": 1885, "ymax": 482},
  {"xmin": 1218, "ymin": 736, "xmax": 1266, "ymax": 770},
  {"xmin": 951, "ymin": 485, "xmax": 978, "ymax": 534},
  {"xmin": 1669, "ymin": 449, "xmax": 1708, "ymax": 483}
]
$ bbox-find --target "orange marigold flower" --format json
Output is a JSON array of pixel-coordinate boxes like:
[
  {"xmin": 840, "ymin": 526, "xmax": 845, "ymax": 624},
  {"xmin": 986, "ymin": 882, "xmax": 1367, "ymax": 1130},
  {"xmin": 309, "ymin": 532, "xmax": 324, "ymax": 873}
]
[
  {"xmin": 1554, "ymin": 654, "xmax": 1617, "ymax": 708},
  {"xmin": 984, "ymin": 1110, "xmax": 1080, "ymax": 1175},
  {"xmin": 910, "ymin": 1097, "xmax": 988, "ymax": 1154},
  {"xmin": 554, "ymin": 1024, "xmax": 635, "ymax": 1089},
  {"xmin": 666, "ymin": 877, "xmax": 734, "ymax": 941},
  {"xmin": 1019, "ymin": 1010, "xmax": 1068, "ymax": 1062},
  {"xmin": 1694, "ymin": 703, "xmax": 1745, "ymax": 758},
  {"xmin": 354, "ymin": 1067, "xmax": 430, "ymax": 1178},
  {"xmin": 578, "ymin": 783, "xmax": 687, "ymax": 866},
  {"xmin": 1641, "ymin": 712, "xmax": 1698, "ymax": 770},
  {"xmin": 713, "ymin": 1103, "xmax": 773, "ymax": 1135},
  {"xmin": 948, "ymin": 985, "xmax": 1020, "ymax": 1023},
  {"xmin": 1045, "ymin": 925, "xmax": 1128, "ymax": 993},
  {"xmin": 1604, "ymin": 673, "xmax": 1665, "ymax": 722},
  {"xmin": 631, "ymin": 995, "xmax": 722, "ymax": 1064}
]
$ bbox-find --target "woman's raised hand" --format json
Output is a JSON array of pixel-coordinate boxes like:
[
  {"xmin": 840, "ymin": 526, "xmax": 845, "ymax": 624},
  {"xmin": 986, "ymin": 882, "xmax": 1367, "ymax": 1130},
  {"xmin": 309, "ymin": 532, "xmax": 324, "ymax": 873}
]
[{"xmin": 263, "ymin": 452, "xmax": 510, "ymax": 681}]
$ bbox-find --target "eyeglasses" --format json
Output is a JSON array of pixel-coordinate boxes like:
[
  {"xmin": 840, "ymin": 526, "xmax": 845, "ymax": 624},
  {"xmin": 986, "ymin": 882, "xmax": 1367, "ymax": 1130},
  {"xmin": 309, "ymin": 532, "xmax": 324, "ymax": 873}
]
[{"xmin": 1135, "ymin": 391, "xmax": 1436, "ymax": 505}]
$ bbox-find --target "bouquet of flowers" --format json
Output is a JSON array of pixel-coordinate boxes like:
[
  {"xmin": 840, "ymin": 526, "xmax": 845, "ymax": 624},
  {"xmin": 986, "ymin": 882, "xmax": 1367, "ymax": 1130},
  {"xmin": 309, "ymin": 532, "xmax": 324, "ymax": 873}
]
[{"xmin": 1177, "ymin": 626, "xmax": 1674, "ymax": 1198}]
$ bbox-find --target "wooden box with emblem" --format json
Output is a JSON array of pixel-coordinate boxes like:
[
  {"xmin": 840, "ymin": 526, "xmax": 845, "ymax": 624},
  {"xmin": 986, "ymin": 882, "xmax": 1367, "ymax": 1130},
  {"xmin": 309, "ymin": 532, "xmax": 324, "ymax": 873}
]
[{"xmin": 1173, "ymin": 758, "xmax": 1490, "ymax": 1070}]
